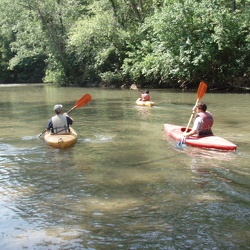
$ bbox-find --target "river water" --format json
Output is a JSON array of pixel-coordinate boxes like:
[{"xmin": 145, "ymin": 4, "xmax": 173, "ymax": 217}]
[{"xmin": 0, "ymin": 84, "xmax": 249, "ymax": 249}]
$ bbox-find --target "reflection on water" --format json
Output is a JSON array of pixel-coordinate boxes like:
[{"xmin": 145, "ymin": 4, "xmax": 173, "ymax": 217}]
[
  {"xmin": 0, "ymin": 85, "xmax": 249, "ymax": 249},
  {"xmin": 175, "ymin": 143, "xmax": 237, "ymax": 161},
  {"xmin": 165, "ymin": 133, "xmax": 238, "ymax": 160},
  {"xmin": 79, "ymin": 134, "xmax": 116, "ymax": 144},
  {"xmin": 135, "ymin": 105, "xmax": 152, "ymax": 120}
]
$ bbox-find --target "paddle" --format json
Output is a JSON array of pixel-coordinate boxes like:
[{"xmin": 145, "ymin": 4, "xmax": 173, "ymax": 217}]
[
  {"xmin": 37, "ymin": 93, "xmax": 92, "ymax": 138},
  {"xmin": 130, "ymin": 83, "xmax": 138, "ymax": 90},
  {"xmin": 178, "ymin": 82, "xmax": 207, "ymax": 146},
  {"xmin": 130, "ymin": 84, "xmax": 142, "ymax": 94}
]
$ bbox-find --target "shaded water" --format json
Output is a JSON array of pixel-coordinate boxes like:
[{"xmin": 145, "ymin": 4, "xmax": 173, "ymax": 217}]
[{"xmin": 0, "ymin": 84, "xmax": 249, "ymax": 249}]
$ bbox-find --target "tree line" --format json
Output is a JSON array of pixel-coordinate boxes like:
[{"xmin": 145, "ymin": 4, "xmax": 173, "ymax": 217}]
[{"xmin": 0, "ymin": 0, "xmax": 249, "ymax": 91}]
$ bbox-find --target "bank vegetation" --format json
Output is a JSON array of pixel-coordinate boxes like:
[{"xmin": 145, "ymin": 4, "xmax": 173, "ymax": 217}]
[{"xmin": 0, "ymin": 0, "xmax": 249, "ymax": 91}]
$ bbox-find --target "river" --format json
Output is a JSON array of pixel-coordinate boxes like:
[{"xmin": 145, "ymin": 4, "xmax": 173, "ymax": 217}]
[{"xmin": 0, "ymin": 84, "xmax": 249, "ymax": 249}]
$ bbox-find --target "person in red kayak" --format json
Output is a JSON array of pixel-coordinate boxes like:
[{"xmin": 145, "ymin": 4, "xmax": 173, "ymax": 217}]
[
  {"xmin": 46, "ymin": 104, "xmax": 74, "ymax": 134},
  {"xmin": 183, "ymin": 102, "xmax": 213, "ymax": 137},
  {"xmin": 137, "ymin": 89, "xmax": 150, "ymax": 101}
]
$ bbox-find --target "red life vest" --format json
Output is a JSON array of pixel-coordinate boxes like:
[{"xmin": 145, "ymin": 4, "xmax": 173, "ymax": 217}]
[
  {"xmin": 197, "ymin": 111, "xmax": 213, "ymax": 131},
  {"xmin": 141, "ymin": 93, "xmax": 150, "ymax": 101}
]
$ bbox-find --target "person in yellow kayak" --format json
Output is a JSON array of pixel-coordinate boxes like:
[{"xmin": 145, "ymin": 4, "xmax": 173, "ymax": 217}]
[
  {"xmin": 183, "ymin": 102, "xmax": 213, "ymax": 137},
  {"xmin": 137, "ymin": 89, "xmax": 150, "ymax": 101},
  {"xmin": 46, "ymin": 104, "xmax": 74, "ymax": 134}
]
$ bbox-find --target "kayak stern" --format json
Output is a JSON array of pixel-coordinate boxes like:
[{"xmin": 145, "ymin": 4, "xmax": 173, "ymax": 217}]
[
  {"xmin": 136, "ymin": 99, "xmax": 154, "ymax": 107},
  {"xmin": 44, "ymin": 128, "xmax": 77, "ymax": 149}
]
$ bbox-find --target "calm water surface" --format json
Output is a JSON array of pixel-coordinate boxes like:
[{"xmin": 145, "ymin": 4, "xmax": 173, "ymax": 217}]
[{"xmin": 0, "ymin": 84, "xmax": 249, "ymax": 249}]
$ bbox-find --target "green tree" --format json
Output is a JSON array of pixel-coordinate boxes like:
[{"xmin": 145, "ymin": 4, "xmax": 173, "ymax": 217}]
[
  {"xmin": 19, "ymin": 0, "xmax": 90, "ymax": 84},
  {"xmin": 122, "ymin": 0, "xmax": 250, "ymax": 89},
  {"xmin": 0, "ymin": 0, "xmax": 50, "ymax": 82},
  {"xmin": 0, "ymin": 0, "xmax": 91, "ymax": 84},
  {"xmin": 67, "ymin": 1, "xmax": 126, "ymax": 85},
  {"xmin": 67, "ymin": 0, "xmax": 164, "ymax": 86},
  {"xmin": 0, "ymin": 0, "xmax": 249, "ymax": 88}
]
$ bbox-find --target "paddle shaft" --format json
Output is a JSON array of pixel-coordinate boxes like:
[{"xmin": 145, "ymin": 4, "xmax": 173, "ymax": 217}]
[
  {"xmin": 179, "ymin": 82, "xmax": 207, "ymax": 145},
  {"xmin": 184, "ymin": 82, "xmax": 207, "ymax": 132},
  {"xmin": 136, "ymin": 88, "xmax": 143, "ymax": 95},
  {"xmin": 184, "ymin": 99, "xmax": 199, "ymax": 133}
]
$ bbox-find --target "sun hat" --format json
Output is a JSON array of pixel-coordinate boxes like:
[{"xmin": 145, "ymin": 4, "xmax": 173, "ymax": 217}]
[{"xmin": 53, "ymin": 104, "xmax": 63, "ymax": 113}]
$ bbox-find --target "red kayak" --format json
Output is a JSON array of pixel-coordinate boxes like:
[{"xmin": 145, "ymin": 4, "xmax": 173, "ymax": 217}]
[{"xmin": 164, "ymin": 124, "xmax": 237, "ymax": 151}]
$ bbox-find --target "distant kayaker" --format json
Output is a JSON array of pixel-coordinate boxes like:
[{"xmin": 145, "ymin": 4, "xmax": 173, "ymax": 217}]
[
  {"xmin": 46, "ymin": 104, "xmax": 74, "ymax": 134},
  {"xmin": 183, "ymin": 102, "xmax": 213, "ymax": 137},
  {"xmin": 137, "ymin": 89, "xmax": 150, "ymax": 101}
]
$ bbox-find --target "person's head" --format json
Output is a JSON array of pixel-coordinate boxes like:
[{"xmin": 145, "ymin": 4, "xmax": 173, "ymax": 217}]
[
  {"xmin": 145, "ymin": 90, "xmax": 149, "ymax": 94},
  {"xmin": 196, "ymin": 102, "xmax": 207, "ymax": 112},
  {"xmin": 54, "ymin": 104, "xmax": 63, "ymax": 114}
]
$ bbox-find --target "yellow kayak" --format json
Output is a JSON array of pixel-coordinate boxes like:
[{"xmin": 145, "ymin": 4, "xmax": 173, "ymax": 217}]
[
  {"xmin": 44, "ymin": 128, "xmax": 77, "ymax": 149},
  {"xmin": 136, "ymin": 99, "xmax": 154, "ymax": 107}
]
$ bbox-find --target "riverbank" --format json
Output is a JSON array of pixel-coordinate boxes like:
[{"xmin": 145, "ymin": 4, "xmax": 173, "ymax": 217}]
[{"xmin": 1, "ymin": 82, "xmax": 249, "ymax": 93}]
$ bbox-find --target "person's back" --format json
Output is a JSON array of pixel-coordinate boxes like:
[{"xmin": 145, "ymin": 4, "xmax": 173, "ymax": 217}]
[
  {"xmin": 52, "ymin": 113, "xmax": 70, "ymax": 134},
  {"xmin": 183, "ymin": 102, "xmax": 213, "ymax": 137},
  {"xmin": 141, "ymin": 90, "xmax": 150, "ymax": 101},
  {"xmin": 196, "ymin": 109, "xmax": 213, "ymax": 136},
  {"xmin": 46, "ymin": 104, "xmax": 74, "ymax": 134}
]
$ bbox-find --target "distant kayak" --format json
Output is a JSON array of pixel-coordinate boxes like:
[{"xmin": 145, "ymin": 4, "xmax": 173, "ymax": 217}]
[
  {"xmin": 164, "ymin": 124, "xmax": 237, "ymax": 151},
  {"xmin": 44, "ymin": 128, "xmax": 77, "ymax": 149},
  {"xmin": 136, "ymin": 98, "xmax": 154, "ymax": 107}
]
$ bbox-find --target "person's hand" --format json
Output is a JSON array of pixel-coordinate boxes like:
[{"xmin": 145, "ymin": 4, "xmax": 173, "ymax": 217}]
[
  {"xmin": 183, "ymin": 132, "xmax": 189, "ymax": 137},
  {"xmin": 192, "ymin": 105, "xmax": 197, "ymax": 111}
]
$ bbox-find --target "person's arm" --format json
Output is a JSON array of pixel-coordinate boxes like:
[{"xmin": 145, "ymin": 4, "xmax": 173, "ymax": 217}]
[
  {"xmin": 46, "ymin": 119, "xmax": 52, "ymax": 131},
  {"xmin": 66, "ymin": 115, "xmax": 74, "ymax": 125},
  {"xmin": 183, "ymin": 128, "xmax": 196, "ymax": 137},
  {"xmin": 183, "ymin": 117, "xmax": 202, "ymax": 137},
  {"xmin": 141, "ymin": 93, "xmax": 147, "ymax": 100},
  {"xmin": 142, "ymin": 94, "xmax": 150, "ymax": 101},
  {"xmin": 136, "ymin": 89, "xmax": 142, "ymax": 97}
]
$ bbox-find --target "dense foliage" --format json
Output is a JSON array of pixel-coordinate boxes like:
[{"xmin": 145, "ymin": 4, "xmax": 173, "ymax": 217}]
[{"xmin": 0, "ymin": 0, "xmax": 249, "ymax": 90}]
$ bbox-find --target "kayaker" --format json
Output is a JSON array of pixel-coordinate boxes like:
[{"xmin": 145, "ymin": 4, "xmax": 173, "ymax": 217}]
[
  {"xmin": 137, "ymin": 89, "xmax": 150, "ymax": 101},
  {"xmin": 46, "ymin": 104, "xmax": 74, "ymax": 134},
  {"xmin": 183, "ymin": 102, "xmax": 213, "ymax": 137}
]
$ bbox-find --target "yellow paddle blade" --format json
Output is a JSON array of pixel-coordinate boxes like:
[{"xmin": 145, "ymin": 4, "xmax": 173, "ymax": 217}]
[{"xmin": 130, "ymin": 84, "xmax": 138, "ymax": 90}]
